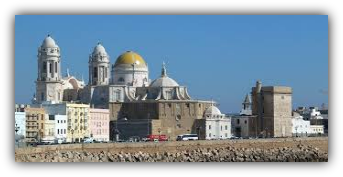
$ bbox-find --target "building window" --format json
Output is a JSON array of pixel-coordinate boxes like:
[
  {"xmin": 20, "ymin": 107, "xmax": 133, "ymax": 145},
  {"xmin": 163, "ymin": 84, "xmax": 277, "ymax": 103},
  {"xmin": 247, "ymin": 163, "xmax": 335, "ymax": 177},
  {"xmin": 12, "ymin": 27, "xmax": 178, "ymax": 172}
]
[
  {"xmin": 49, "ymin": 62, "xmax": 52, "ymax": 74},
  {"xmin": 225, "ymin": 133, "xmax": 228, "ymax": 137},
  {"xmin": 209, "ymin": 133, "xmax": 211, "ymax": 137},
  {"xmin": 209, "ymin": 125, "xmax": 211, "ymax": 130},
  {"xmin": 41, "ymin": 92, "xmax": 44, "ymax": 101},
  {"xmin": 115, "ymin": 91, "xmax": 121, "ymax": 101},
  {"xmin": 57, "ymin": 129, "xmax": 59, "ymax": 134},
  {"xmin": 49, "ymin": 115, "xmax": 55, "ymax": 120},
  {"xmin": 55, "ymin": 62, "xmax": 57, "ymax": 73},
  {"xmin": 221, "ymin": 126, "xmax": 222, "ymax": 131},
  {"xmin": 166, "ymin": 91, "xmax": 172, "ymax": 100},
  {"xmin": 237, "ymin": 119, "xmax": 240, "ymax": 124},
  {"xmin": 244, "ymin": 120, "xmax": 247, "ymax": 124},
  {"xmin": 43, "ymin": 62, "xmax": 47, "ymax": 73},
  {"xmin": 118, "ymin": 77, "xmax": 124, "ymax": 82},
  {"xmin": 94, "ymin": 67, "xmax": 98, "ymax": 78}
]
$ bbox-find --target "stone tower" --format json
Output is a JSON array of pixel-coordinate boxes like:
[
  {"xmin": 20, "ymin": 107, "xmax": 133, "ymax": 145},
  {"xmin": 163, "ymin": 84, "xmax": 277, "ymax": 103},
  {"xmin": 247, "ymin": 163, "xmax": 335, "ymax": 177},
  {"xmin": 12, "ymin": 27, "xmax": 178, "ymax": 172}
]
[
  {"xmin": 89, "ymin": 42, "xmax": 110, "ymax": 86},
  {"xmin": 251, "ymin": 81, "xmax": 292, "ymax": 137},
  {"xmin": 35, "ymin": 35, "xmax": 63, "ymax": 103}
]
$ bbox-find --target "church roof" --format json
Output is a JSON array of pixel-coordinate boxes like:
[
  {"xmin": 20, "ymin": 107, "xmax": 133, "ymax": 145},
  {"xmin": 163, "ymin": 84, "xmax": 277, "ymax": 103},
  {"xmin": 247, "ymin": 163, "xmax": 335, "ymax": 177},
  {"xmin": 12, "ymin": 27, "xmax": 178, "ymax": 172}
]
[
  {"xmin": 150, "ymin": 62, "xmax": 179, "ymax": 87},
  {"xmin": 243, "ymin": 94, "xmax": 251, "ymax": 103},
  {"xmin": 92, "ymin": 42, "xmax": 108, "ymax": 56},
  {"xmin": 41, "ymin": 35, "xmax": 58, "ymax": 48},
  {"xmin": 114, "ymin": 51, "xmax": 147, "ymax": 68},
  {"xmin": 150, "ymin": 77, "xmax": 179, "ymax": 87},
  {"xmin": 204, "ymin": 105, "xmax": 222, "ymax": 115}
]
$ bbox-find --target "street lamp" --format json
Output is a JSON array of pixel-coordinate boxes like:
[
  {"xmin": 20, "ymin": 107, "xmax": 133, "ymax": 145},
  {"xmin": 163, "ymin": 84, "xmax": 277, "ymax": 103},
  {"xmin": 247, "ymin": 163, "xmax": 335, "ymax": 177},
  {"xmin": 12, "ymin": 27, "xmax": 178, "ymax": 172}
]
[
  {"xmin": 15, "ymin": 123, "xmax": 20, "ymax": 148},
  {"xmin": 71, "ymin": 129, "xmax": 74, "ymax": 143}
]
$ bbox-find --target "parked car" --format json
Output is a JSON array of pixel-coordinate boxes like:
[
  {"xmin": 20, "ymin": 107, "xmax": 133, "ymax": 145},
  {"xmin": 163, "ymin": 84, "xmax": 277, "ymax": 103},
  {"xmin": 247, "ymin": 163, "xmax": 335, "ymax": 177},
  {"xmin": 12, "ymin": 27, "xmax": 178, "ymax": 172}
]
[
  {"xmin": 176, "ymin": 134, "xmax": 198, "ymax": 141},
  {"xmin": 83, "ymin": 137, "xmax": 94, "ymax": 143}
]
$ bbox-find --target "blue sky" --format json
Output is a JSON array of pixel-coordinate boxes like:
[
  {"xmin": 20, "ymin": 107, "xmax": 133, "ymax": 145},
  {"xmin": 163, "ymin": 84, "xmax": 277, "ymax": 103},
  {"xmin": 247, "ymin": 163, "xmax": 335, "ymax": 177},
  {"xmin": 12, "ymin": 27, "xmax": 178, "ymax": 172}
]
[{"xmin": 15, "ymin": 15, "xmax": 328, "ymax": 113}]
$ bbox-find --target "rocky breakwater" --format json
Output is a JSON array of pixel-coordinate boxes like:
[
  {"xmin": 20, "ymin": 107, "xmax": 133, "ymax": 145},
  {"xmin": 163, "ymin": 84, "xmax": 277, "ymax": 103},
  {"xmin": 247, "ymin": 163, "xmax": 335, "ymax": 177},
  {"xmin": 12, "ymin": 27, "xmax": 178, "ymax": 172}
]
[{"xmin": 15, "ymin": 144, "xmax": 328, "ymax": 162}]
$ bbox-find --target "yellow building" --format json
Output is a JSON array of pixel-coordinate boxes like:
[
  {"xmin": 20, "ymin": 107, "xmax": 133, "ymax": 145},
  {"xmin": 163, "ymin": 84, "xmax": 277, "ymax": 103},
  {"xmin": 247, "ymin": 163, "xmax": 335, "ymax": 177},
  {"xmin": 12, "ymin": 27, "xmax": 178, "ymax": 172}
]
[
  {"xmin": 25, "ymin": 108, "xmax": 47, "ymax": 143},
  {"xmin": 66, "ymin": 103, "xmax": 90, "ymax": 143}
]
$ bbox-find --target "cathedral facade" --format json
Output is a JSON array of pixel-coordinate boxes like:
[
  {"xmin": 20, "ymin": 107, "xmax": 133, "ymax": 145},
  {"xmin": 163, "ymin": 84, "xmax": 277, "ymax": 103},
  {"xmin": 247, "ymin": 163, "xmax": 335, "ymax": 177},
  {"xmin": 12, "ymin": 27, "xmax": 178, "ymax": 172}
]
[{"xmin": 34, "ymin": 35, "xmax": 228, "ymax": 140}]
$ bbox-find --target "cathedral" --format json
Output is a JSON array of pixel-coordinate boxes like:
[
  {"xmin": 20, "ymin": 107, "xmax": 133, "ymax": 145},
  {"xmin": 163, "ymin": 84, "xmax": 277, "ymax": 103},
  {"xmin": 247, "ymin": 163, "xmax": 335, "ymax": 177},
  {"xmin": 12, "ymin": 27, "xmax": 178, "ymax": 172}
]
[
  {"xmin": 34, "ymin": 35, "xmax": 230, "ymax": 140},
  {"xmin": 34, "ymin": 35, "xmax": 191, "ymax": 108}
]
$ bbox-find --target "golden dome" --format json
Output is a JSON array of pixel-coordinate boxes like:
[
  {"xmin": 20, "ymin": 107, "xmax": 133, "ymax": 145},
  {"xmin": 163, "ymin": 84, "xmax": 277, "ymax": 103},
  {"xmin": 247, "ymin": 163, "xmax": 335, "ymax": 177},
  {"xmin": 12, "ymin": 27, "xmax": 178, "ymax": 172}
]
[{"xmin": 114, "ymin": 51, "xmax": 147, "ymax": 67}]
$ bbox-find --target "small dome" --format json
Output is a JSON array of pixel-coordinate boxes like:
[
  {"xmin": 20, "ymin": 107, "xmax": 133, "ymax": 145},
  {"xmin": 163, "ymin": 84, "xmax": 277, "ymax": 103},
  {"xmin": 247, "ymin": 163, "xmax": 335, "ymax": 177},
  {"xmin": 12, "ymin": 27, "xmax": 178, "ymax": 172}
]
[
  {"xmin": 41, "ymin": 35, "xmax": 58, "ymax": 48},
  {"xmin": 93, "ymin": 43, "xmax": 107, "ymax": 55},
  {"xmin": 205, "ymin": 105, "xmax": 222, "ymax": 115},
  {"xmin": 114, "ymin": 51, "xmax": 147, "ymax": 67},
  {"xmin": 150, "ymin": 76, "xmax": 179, "ymax": 87}
]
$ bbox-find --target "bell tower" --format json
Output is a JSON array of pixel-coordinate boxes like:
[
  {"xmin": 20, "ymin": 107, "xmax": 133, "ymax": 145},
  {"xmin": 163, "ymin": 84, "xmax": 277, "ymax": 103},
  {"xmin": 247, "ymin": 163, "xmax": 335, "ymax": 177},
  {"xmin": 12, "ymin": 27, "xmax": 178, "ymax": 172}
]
[
  {"xmin": 35, "ymin": 35, "xmax": 63, "ymax": 103},
  {"xmin": 89, "ymin": 42, "xmax": 110, "ymax": 86}
]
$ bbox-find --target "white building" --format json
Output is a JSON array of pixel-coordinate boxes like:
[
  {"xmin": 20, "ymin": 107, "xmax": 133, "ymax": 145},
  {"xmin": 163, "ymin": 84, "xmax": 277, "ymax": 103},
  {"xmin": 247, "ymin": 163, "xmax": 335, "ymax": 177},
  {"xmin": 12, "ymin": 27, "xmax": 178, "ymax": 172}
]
[
  {"xmin": 204, "ymin": 105, "xmax": 231, "ymax": 140},
  {"xmin": 14, "ymin": 112, "xmax": 26, "ymax": 139},
  {"xmin": 309, "ymin": 107, "xmax": 324, "ymax": 119},
  {"xmin": 54, "ymin": 115, "xmax": 68, "ymax": 143},
  {"xmin": 309, "ymin": 125, "xmax": 324, "ymax": 135},
  {"xmin": 291, "ymin": 113, "xmax": 310, "ymax": 137}
]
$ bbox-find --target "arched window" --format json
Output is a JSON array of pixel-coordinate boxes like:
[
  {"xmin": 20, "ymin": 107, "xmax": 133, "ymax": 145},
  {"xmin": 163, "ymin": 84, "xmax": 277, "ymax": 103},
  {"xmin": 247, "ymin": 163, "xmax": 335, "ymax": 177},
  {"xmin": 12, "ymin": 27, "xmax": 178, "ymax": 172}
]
[
  {"xmin": 93, "ymin": 67, "xmax": 98, "ymax": 78},
  {"xmin": 55, "ymin": 62, "xmax": 57, "ymax": 73},
  {"xmin": 43, "ymin": 62, "xmax": 47, "ymax": 73},
  {"xmin": 49, "ymin": 62, "xmax": 52, "ymax": 74}
]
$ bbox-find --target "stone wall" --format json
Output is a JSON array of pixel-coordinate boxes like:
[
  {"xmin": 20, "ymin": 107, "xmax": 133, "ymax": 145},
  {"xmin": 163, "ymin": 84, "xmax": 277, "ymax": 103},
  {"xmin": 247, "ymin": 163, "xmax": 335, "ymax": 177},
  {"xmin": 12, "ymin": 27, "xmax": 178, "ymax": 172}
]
[{"xmin": 15, "ymin": 137, "xmax": 328, "ymax": 162}]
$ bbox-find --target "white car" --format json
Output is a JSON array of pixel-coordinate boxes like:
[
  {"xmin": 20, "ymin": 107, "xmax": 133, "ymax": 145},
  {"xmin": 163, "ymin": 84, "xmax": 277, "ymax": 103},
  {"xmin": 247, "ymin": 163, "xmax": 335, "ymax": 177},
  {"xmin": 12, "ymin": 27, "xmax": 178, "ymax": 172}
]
[
  {"xmin": 176, "ymin": 134, "xmax": 199, "ymax": 141},
  {"xmin": 83, "ymin": 137, "xmax": 94, "ymax": 143}
]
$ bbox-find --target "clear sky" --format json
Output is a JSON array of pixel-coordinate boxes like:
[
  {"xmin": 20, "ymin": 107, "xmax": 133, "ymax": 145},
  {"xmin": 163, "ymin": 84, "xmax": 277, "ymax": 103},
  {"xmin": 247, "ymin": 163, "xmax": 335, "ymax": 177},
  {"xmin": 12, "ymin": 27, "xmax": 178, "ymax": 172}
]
[{"xmin": 15, "ymin": 15, "xmax": 328, "ymax": 113}]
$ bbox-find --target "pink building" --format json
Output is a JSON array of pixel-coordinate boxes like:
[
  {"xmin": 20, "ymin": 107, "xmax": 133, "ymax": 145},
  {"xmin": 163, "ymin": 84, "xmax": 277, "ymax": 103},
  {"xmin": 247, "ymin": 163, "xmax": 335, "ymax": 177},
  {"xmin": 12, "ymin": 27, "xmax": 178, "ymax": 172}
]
[{"xmin": 89, "ymin": 108, "xmax": 110, "ymax": 142}]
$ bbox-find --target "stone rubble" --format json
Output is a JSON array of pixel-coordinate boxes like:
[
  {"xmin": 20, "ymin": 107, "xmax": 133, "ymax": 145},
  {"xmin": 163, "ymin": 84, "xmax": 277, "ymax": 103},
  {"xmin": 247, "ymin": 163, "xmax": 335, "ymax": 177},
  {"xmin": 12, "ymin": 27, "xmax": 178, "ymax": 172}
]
[{"xmin": 15, "ymin": 144, "xmax": 328, "ymax": 162}]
